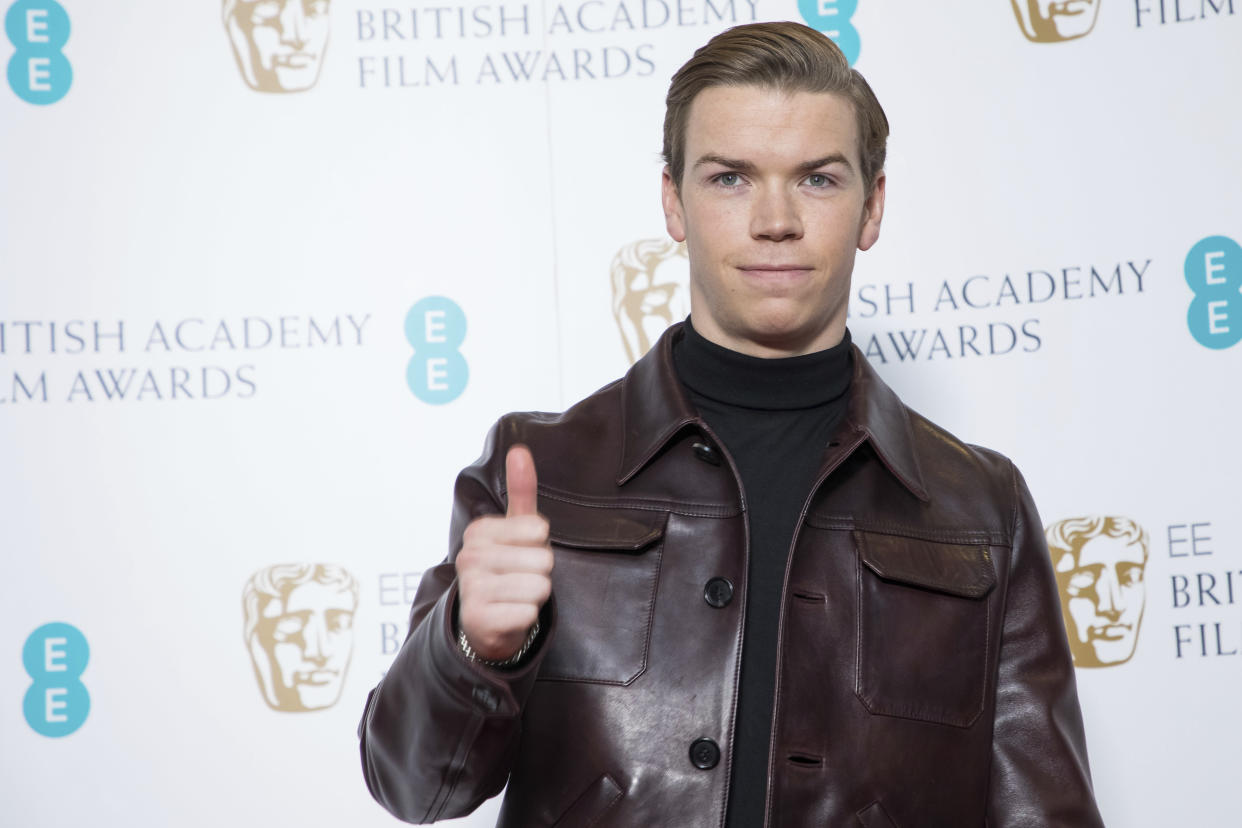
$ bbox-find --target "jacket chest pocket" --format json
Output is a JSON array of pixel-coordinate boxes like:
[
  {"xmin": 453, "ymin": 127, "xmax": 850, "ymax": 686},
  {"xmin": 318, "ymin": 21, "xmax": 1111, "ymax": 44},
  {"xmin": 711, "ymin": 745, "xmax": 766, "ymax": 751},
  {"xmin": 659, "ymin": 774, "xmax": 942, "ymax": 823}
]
[
  {"xmin": 539, "ymin": 503, "xmax": 667, "ymax": 686},
  {"xmin": 854, "ymin": 531, "xmax": 998, "ymax": 728}
]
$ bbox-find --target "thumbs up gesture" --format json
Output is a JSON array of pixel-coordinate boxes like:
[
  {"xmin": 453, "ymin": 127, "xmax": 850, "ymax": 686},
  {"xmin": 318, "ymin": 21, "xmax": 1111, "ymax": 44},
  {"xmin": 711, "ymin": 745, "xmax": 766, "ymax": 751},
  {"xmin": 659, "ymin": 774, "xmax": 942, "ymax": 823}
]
[{"xmin": 455, "ymin": 445, "xmax": 554, "ymax": 662}]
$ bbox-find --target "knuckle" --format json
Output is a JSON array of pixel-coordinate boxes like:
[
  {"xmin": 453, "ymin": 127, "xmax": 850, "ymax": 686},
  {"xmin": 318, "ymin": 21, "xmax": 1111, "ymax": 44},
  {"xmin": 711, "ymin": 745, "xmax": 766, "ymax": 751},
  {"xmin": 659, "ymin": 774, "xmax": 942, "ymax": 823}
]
[
  {"xmin": 462, "ymin": 520, "xmax": 483, "ymax": 546},
  {"xmin": 456, "ymin": 546, "xmax": 485, "ymax": 574},
  {"xmin": 511, "ymin": 514, "xmax": 548, "ymax": 538}
]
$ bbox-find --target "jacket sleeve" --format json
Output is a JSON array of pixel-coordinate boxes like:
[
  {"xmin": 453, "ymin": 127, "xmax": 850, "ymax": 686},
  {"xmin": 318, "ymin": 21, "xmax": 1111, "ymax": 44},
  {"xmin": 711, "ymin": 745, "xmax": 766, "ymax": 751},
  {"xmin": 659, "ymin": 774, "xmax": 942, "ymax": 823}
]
[
  {"xmin": 986, "ymin": 463, "xmax": 1105, "ymax": 827},
  {"xmin": 357, "ymin": 420, "xmax": 557, "ymax": 823}
]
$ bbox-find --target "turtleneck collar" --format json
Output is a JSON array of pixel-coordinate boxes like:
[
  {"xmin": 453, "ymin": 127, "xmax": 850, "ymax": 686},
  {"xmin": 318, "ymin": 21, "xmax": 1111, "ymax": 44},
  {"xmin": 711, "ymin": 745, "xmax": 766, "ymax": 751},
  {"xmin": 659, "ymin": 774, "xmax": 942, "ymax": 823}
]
[{"xmin": 672, "ymin": 316, "xmax": 853, "ymax": 412}]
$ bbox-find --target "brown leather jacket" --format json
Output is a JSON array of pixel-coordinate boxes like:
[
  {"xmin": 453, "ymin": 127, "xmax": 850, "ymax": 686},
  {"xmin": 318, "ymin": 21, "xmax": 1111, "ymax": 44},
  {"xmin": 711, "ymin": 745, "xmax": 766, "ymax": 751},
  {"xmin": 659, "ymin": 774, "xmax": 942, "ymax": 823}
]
[{"xmin": 358, "ymin": 324, "xmax": 1104, "ymax": 827}]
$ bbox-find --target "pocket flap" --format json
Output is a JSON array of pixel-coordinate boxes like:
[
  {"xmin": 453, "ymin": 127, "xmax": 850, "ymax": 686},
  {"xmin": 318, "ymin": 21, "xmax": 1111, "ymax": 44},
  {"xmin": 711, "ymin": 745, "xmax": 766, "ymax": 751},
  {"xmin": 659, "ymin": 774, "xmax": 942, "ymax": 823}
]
[
  {"xmin": 856, "ymin": 800, "xmax": 899, "ymax": 828},
  {"xmin": 856, "ymin": 532, "xmax": 996, "ymax": 599},
  {"xmin": 543, "ymin": 501, "xmax": 667, "ymax": 552},
  {"xmin": 552, "ymin": 773, "xmax": 624, "ymax": 827}
]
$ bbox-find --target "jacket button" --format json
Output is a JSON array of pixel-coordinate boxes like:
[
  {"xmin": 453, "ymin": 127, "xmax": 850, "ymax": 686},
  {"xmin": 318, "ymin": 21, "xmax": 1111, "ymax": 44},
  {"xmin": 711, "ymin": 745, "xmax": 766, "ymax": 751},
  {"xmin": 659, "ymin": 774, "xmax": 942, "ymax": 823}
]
[
  {"xmin": 703, "ymin": 577, "xmax": 734, "ymax": 608},
  {"xmin": 692, "ymin": 441, "xmax": 721, "ymax": 466},
  {"xmin": 689, "ymin": 737, "xmax": 720, "ymax": 770}
]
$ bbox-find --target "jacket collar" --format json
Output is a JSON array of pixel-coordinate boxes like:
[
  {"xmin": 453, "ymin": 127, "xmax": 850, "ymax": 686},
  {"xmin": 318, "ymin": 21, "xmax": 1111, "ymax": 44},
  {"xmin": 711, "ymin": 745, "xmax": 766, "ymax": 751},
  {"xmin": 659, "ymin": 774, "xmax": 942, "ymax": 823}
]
[
  {"xmin": 617, "ymin": 324, "xmax": 701, "ymax": 485},
  {"xmin": 843, "ymin": 345, "xmax": 930, "ymax": 502},
  {"xmin": 617, "ymin": 322, "xmax": 929, "ymax": 502}
]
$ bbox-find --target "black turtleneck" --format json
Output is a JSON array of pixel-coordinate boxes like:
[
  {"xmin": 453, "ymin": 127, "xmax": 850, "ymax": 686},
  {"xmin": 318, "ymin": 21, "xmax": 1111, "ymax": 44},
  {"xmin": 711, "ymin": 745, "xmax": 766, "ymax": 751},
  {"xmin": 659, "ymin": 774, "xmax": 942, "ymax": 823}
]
[{"xmin": 673, "ymin": 318, "xmax": 853, "ymax": 827}]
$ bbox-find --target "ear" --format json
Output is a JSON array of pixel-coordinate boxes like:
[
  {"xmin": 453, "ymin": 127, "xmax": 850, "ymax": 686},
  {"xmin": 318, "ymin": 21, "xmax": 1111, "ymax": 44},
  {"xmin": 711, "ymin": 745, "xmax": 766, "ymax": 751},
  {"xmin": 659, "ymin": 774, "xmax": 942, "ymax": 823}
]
[
  {"xmin": 661, "ymin": 166, "xmax": 687, "ymax": 243},
  {"xmin": 857, "ymin": 171, "xmax": 885, "ymax": 252}
]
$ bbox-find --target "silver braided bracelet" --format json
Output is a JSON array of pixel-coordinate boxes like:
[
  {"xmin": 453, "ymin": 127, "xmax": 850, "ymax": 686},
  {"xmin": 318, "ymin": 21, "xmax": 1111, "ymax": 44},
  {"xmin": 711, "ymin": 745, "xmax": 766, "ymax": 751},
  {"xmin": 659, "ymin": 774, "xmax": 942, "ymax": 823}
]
[{"xmin": 457, "ymin": 619, "xmax": 541, "ymax": 669}]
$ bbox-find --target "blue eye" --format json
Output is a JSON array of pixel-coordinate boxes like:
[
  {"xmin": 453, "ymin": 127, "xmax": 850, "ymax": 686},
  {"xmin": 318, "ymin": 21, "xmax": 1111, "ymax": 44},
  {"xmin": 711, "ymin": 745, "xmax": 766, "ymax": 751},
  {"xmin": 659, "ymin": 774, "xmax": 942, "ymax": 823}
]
[
  {"xmin": 807, "ymin": 174, "xmax": 831, "ymax": 187},
  {"xmin": 717, "ymin": 173, "xmax": 741, "ymax": 187}
]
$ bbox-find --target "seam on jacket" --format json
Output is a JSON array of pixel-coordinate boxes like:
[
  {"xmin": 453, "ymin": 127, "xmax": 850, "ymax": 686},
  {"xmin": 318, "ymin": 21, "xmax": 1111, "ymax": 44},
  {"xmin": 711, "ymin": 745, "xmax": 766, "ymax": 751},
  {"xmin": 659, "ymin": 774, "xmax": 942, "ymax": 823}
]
[
  {"xmin": 808, "ymin": 517, "xmax": 1010, "ymax": 546},
  {"xmin": 583, "ymin": 774, "xmax": 624, "ymax": 828},
  {"xmin": 980, "ymin": 459, "xmax": 1023, "ymax": 817},
  {"xmin": 533, "ymin": 484, "xmax": 741, "ymax": 518},
  {"xmin": 856, "ymin": 535, "xmax": 996, "ymax": 596},
  {"xmin": 548, "ymin": 525, "xmax": 664, "ymax": 549},
  {"xmin": 1007, "ymin": 460, "xmax": 1021, "ymax": 580},
  {"xmin": 429, "ymin": 706, "xmax": 486, "ymax": 822}
]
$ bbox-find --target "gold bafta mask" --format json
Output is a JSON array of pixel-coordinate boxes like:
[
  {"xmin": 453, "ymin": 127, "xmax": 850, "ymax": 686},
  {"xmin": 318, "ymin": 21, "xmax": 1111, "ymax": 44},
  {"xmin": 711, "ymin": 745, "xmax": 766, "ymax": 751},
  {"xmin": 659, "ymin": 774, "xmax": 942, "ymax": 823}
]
[
  {"xmin": 1045, "ymin": 517, "xmax": 1148, "ymax": 667},
  {"xmin": 610, "ymin": 238, "xmax": 690, "ymax": 364},
  {"xmin": 223, "ymin": 0, "xmax": 331, "ymax": 93},
  {"xmin": 243, "ymin": 563, "xmax": 359, "ymax": 711},
  {"xmin": 1009, "ymin": 0, "xmax": 1101, "ymax": 42}
]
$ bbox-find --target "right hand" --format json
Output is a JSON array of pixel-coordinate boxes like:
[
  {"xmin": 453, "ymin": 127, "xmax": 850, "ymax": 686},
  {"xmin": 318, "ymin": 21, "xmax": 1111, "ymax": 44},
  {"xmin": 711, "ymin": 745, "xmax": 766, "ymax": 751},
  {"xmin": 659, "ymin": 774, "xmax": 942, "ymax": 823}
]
[{"xmin": 455, "ymin": 444, "xmax": 554, "ymax": 662}]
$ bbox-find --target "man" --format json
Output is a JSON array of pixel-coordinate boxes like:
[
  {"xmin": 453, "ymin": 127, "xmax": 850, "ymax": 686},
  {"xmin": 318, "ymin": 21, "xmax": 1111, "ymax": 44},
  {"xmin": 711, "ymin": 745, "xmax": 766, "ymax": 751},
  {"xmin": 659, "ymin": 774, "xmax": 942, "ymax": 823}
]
[
  {"xmin": 243, "ymin": 562, "xmax": 358, "ymax": 711},
  {"xmin": 359, "ymin": 22, "xmax": 1104, "ymax": 826},
  {"xmin": 1046, "ymin": 515, "xmax": 1149, "ymax": 667}
]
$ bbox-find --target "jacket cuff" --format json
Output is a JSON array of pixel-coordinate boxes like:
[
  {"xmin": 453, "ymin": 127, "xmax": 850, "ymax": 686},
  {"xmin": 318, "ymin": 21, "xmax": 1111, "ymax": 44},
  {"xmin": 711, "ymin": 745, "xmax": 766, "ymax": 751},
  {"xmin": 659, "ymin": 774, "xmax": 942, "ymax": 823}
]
[{"xmin": 423, "ymin": 581, "xmax": 557, "ymax": 717}]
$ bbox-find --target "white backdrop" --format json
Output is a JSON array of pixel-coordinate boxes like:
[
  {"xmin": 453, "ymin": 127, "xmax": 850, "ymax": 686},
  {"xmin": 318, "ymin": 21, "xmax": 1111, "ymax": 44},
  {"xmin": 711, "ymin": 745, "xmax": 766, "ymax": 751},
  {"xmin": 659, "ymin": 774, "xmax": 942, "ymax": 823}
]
[{"xmin": 3, "ymin": 1, "xmax": 1240, "ymax": 826}]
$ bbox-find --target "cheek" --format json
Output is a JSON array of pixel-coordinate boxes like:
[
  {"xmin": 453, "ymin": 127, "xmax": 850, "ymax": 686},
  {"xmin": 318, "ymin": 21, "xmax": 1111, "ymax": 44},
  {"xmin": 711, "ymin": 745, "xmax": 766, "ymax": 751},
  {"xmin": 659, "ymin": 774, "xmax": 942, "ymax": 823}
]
[{"xmin": 684, "ymin": 196, "xmax": 742, "ymax": 236}]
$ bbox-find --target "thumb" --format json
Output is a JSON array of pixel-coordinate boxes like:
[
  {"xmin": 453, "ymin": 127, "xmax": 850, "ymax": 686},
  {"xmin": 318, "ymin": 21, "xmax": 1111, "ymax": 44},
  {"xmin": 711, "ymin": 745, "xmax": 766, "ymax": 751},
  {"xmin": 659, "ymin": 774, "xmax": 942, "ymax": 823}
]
[{"xmin": 505, "ymin": 444, "xmax": 539, "ymax": 517}]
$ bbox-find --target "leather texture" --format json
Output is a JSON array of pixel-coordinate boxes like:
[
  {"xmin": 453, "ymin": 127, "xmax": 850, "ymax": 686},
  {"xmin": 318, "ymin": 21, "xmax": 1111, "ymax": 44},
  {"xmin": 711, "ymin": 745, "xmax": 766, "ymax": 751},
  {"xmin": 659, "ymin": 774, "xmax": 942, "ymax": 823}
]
[{"xmin": 358, "ymin": 323, "xmax": 1105, "ymax": 827}]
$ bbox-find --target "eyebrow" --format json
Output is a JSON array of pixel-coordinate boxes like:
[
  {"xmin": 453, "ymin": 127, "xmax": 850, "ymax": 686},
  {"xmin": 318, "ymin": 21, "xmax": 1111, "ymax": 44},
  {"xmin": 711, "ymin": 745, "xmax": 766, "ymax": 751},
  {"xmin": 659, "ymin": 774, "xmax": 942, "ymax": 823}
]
[{"xmin": 692, "ymin": 153, "xmax": 854, "ymax": 175}]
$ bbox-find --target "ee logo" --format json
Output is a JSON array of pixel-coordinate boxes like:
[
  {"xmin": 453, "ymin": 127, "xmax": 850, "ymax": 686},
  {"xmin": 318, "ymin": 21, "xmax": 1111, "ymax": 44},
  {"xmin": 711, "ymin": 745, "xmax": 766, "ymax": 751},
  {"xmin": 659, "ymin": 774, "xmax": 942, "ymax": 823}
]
[
  {"xmin": 22, "ymin": 622, "xmax": 90, "ymax": 737},
  {"xmin": 5, "ymin": 0, "xmax": 72, "ymax": 104},
  {"xmin": 405, "ymin": 297, "xmax": 468, "ymax": 404},
  {"xmin": 798, "ymin": 0, "xmax": 860, "ymax": 65},
  {"xmin": 1185, "ymin": 235, "xmax": 1242, "ymax": 350}
]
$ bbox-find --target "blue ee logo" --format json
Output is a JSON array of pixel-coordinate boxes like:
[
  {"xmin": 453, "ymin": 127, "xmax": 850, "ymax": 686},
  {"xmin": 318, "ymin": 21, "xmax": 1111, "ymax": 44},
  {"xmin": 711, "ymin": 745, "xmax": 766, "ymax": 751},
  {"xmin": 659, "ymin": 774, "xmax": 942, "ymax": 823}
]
[
  {"xmin": 23, "ymin": 622, "xmax": 90, "ymax": 737},
  {"xmin": 1186, "ymin": 235, "xmax": 1242, "ymax": 350},
  {"xmin": 5, "ymin": 0, "xmax": 72, "ymax": 104},
  {"xmin": 405, "ymin": 297, "xmax": 468, "ymax": 404},
  {"xmin": 798, "ymin": 0, "xmax": 860, "ymax": 65}
]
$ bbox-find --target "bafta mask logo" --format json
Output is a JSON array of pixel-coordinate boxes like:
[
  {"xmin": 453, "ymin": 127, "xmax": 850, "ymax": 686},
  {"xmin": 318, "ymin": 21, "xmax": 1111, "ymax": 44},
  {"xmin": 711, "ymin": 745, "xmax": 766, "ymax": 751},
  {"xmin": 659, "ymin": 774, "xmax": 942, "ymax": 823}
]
[
  {"xmin": 223, "ymin": 0, "xmax": 331, "ymax": 93},
  {"xmin": 243, "ymin": 563, "xmax": 358, "ymax": 711},
  {"xmin": 611, "ymin": 238, "xmax": 689, "ymax": 364},
  {"xmin": 1010, "ymin": 0, "xmax": 1100, "ymax": 42},
  {"xmin": 1045, "ymin": 516, "xmax": 1149, "ymax": 667}
]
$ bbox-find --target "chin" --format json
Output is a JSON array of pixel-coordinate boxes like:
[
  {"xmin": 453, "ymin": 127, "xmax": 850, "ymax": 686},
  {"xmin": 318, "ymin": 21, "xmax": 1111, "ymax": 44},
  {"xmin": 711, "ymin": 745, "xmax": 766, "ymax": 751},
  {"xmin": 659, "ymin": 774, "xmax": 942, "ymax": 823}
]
[{"xmin": 742, "ymin": 309, "xmax": 838, "ymax": 347}]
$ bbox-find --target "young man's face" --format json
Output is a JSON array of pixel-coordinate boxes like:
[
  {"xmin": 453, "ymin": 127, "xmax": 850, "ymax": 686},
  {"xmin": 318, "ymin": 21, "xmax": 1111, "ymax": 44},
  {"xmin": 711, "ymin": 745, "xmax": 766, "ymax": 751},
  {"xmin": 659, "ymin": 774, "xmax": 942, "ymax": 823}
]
[{"xmin": 662, "ymin": 85, "xmax": 884, "ymax": 357}]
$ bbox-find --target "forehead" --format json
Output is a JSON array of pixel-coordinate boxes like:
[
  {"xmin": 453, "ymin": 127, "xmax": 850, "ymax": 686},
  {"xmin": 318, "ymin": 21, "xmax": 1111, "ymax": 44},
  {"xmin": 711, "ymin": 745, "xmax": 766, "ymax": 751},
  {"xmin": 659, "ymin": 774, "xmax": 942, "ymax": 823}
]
[{"xmin": 683, "ymin": 85, "xmax": 861, "ymax": 167}]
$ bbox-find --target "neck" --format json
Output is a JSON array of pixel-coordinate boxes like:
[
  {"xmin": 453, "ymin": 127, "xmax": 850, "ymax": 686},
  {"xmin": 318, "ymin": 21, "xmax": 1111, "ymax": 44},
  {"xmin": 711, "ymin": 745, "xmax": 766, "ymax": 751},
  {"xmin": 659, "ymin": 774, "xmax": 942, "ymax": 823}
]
[{"xmin": 674, "ymin": 317, "xmax": 853, "ymax": 411}]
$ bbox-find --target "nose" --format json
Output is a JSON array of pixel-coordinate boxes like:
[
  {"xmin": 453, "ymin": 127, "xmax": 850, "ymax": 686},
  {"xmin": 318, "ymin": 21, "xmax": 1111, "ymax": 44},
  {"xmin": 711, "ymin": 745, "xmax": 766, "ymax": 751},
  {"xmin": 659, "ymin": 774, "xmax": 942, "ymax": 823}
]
[
  {"xmin": 750, "ymin": 185, "xmax": 803, "ymax": 242},
  {"xmin": 1094, "ymin": 568, "xmax": 1126, "ymax": 622},
  {"xmin": 279, "ymin": 1, "xmax": 309, "ymax": 47}
]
